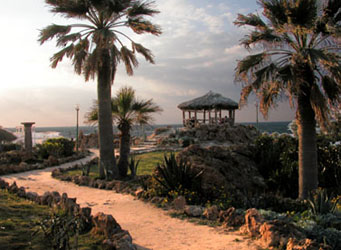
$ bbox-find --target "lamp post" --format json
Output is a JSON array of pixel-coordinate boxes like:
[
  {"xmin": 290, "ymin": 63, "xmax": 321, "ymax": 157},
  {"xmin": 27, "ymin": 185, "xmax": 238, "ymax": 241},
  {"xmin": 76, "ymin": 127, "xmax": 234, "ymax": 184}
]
[
  {"xmin": 255, "ymin": 101, "xmax": 259, "ymax": 130},
  {"xmin": 75, "ymin": 104, "xmax": 80, "ymax": 153}
]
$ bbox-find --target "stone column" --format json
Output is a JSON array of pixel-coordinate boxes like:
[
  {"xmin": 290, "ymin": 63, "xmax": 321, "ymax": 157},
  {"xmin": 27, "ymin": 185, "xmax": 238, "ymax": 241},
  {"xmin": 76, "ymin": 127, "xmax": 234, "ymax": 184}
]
[{"xmin": 21, "ymin": 122, "xmax": 35, "ymax": 153}]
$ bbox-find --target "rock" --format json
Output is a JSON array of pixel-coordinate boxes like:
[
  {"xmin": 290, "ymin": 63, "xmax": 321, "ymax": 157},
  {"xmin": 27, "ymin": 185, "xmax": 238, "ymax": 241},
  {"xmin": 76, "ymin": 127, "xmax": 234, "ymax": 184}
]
[
  {"xmin": 51, "ymin": 168, "xmax": 62, "ymax": 177},
  {"xmin": 0, "ymin": 178, "xmax": 9, "ymax": 189},
  {"xmin": 26, "ymin": 192, "xmax": 38, "ymax": 202},
  {"xmin": 203, "ymin": 205, "xmax": 219, "ymax": 220},
  {"xmin": 79, "ymin": 176, "xmax": 90, "ymax": 186},
  {"xmin": 110, "ymin": 231, "xmax": 137, "ymax": 250},
  {"xmin": 18, "ymin": 162, "xmax": 29, "ymax": 171},
  {"xmin": 51, "ymin": 191, "xmax": 61, "ymax": 203},
  {"xmin": 220, "ymin": 207, "xmax": 245, "ymax": 227},
  {"xmin": 40, "ymin": 191, "xmax": 54, "ymax": 206},
  {"xmin": 106, "ymin": 181, "xmax": 116, "ymax": 190},
  {"xmin": 47, "ymin": 155, "xmax": 59, "ymax": 166},
  {"xmin": 92, "ymin": 212, "xmax": 121, "ymax": 238},
  {"xmin": 134, "ymin": 188, "xmax": 144, "ymax": 199},
  {"xmin": 172, "ymin": 196, "xmax": 186, "ymax": 210},
  {"xmin": 184, "ymin": 205, "xmax": 204, "ymax": 217},
  {"xmin": 177, "ymin": 144, "xmax": 266, "ymax": 203},
  {"xmin": 17, "ymin": 187, "xmax": 26, "ymax": 198},
  {"xmin": 286, "ymin": 238, "xmax": 330, "ymax": 250},
  {"xmin": 150, "ymin": 196, "xmax": 163, "ymax": 204},
  {"xmin": 8, "ymin": 181, "xmax": 19, "ymax": 193},
  {"xmin": 242, "ymin": 208, "xmax": 264, "ymax": 237}
]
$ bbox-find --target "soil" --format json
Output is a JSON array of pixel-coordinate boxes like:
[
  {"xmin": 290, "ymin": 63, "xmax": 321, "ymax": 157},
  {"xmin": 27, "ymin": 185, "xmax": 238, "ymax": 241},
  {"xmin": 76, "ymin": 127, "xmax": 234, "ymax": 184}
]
[{"xmin": 2, "ymin": 151, "xmax": 259, "ymax": 250}]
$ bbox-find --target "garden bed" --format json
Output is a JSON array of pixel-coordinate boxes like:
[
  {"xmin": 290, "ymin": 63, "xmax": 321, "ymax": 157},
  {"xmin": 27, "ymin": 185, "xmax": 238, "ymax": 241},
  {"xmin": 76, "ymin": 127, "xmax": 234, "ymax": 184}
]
[
  {"xmin": 0, "ymin": 178, "xmax": 136, "ymax": 250},
  {"xmin": 0, "ymin": 151, "xmax": 89, "ymax": 176}
]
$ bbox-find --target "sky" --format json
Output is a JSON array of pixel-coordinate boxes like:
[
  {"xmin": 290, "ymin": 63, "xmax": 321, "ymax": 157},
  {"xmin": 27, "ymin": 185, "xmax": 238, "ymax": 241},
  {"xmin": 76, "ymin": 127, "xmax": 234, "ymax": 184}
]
[{"xmin": 0, "ymin": 0, "xmax": 296, "ymax": 127}]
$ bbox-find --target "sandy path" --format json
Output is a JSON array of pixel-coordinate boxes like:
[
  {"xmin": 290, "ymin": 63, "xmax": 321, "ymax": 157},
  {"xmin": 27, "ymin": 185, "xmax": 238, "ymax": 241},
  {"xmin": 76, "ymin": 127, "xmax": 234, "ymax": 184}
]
[{"xmin": 2, "ymin": 153, "xmax": 258, "ymax": 250}]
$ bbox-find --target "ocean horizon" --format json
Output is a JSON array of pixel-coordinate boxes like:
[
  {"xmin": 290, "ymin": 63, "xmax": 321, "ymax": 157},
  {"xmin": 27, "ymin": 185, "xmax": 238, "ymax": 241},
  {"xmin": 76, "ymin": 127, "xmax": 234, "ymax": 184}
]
[{"xmin": 7, "ymin": 121, "xmax": 292, "ymax": 140}]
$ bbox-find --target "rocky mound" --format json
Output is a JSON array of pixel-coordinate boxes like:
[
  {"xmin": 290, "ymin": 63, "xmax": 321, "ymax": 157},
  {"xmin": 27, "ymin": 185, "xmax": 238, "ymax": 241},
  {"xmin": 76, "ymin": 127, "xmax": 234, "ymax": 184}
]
[
  {"xmin": 158, "ymin": 124, "xmax": 259, "ymax": 147},
  {"xmin": 177, "ymin": 144, "xmax": 266, "ymax": 203}
]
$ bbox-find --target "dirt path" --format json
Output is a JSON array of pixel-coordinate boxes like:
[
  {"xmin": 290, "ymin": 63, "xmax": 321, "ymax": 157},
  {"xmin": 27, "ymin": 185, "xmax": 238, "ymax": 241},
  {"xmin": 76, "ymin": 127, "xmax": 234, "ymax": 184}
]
[{"xmin": 2, "ymin": 153, "xmax": 258, "ymax": 250}]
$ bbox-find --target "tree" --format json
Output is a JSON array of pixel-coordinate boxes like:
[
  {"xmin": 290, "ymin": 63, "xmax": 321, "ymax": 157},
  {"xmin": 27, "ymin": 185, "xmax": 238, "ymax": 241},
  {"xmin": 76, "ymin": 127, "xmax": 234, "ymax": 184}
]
[
  {"xmin": 39, "ymin": 0, "xmax": 161, "ymax": 179},
  {"xmin": 86, "ymin": 86, "xmax": 162, "ymax": 178},
  {"xmin": 234, "ymin": 0, "xmax": 341, "ymax": 199}
]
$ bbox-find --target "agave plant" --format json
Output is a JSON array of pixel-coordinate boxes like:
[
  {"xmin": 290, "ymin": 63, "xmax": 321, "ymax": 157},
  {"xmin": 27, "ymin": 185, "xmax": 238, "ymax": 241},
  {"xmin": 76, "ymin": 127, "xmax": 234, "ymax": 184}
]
[
  {"xmin": 307, "ymin": 188, "xmax": 340, "ymax": 215},
  {"xmin": 128, "ymin": 156, "xmax": 140, "ymax": 178},
  {"xmin": 153, "ymin": 153, "xmax": 204, "ymax": 194}
]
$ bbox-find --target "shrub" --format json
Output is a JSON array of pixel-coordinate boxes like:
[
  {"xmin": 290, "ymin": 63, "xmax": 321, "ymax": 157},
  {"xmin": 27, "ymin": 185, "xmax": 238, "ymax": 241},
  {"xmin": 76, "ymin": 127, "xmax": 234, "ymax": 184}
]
[
  {"xmin": 36, "ymin": 138, "xmax": 75, "ymax": 159},
  {"xmin": 253, "ymin": 133, "xmax": 341, "ymax": 198},
  {"xmin": 307, "ymin": 189, "xmax": 340, "ymax": 216},
  {"xmin": 153, "ymin": 153, "xmax": 203, "ymax": 194}
]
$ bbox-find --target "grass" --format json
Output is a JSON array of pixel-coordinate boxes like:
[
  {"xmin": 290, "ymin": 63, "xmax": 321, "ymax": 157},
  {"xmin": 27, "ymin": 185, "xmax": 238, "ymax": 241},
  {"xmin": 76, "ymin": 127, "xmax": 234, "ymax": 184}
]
[
  {"xmin": 0, "ymin": 189, "xmax": 104, "ymax": 249},
  {"xmin": 63, "ymin": 151, "xmax": 179, "ymax": 178}
]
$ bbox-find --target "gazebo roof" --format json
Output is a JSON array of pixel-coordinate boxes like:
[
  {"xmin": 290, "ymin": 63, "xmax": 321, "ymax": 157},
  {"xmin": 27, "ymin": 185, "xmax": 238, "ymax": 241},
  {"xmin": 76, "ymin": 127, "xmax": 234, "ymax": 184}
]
[{"xmin": 178, "ymin": 91, "xmax": 239, "ymax": 111}]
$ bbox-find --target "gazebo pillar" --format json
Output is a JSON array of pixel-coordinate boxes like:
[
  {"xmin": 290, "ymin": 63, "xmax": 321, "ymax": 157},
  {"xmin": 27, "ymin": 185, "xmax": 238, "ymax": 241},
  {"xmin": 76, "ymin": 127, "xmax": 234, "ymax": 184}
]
[
  {"xmin": 203, "ymin": 110, "xmax": 206, "ymax": 124},
  {"xmin": 214, "ymin": 109, "xmax": 217, "ymax": 123},
  {"xmin": 182, "ymin": 111, "xmax": 185, "ymax": 126},
  {"xmin": 208, "ymin": 110, "xmax": 211, "ymax": 124},
  {"xmin": 21, "ymin": 122, "xmax": 35, "ymax": 154}
]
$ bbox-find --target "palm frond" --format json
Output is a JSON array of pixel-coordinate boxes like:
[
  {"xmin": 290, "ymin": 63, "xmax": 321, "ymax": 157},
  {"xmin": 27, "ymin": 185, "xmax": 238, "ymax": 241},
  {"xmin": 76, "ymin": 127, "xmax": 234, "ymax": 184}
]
[
  {"xmin": 240, "ymin": 29, "xmax": 282, "ymax": 49},
  {"xmin": 120, "ymin": 46, "xmax": 138, "ymax": 75},
  {"xmin": 45, "ymin": 0, "xmax": 89, "ymax": 19},
  {"xmin": 235, "ymin": 53, "xmax": 268, "ymax": 81},
  {"xmin": 56, "ymin": 33, "xmax": 82, "ymax": 47},
  {"xmin": 132, "ymin": 42, "xmax": 154, "ymax": 63},
  {"xmin": 50, "ymin": 44, "xmax": 74, "ymax": 68},
  {"xmin": 234, "ymin": 13, "xmax": 267, "ymax": 29},
  {"xmin": 38, "ymin": 24, "xmax": 71, "ymax": 44},
  {"xmin": 128, "ymin": 18, "xmax": 162, "ymax": 35},
  {"xmin": 128, "ymin": 1, "xmax": 160, "ymax": 17}
]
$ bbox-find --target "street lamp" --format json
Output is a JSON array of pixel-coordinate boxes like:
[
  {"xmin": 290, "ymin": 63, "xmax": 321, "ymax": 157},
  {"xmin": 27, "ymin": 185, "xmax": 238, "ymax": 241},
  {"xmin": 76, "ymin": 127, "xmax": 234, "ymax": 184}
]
[
  {"xmin": 255, "ymin": 101, "xmax": 259, "ymax": 130},
  {"xmin": 75, "ymin": 104, "xmax": 80, "ymax": 153}
]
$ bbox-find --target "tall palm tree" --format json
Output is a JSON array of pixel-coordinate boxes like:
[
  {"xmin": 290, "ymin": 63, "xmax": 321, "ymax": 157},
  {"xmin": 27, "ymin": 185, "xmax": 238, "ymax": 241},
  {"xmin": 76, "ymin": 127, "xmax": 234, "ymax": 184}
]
[
  {"xmin": 235, "ymin": 0, "xmax": 341, "ymax": 199},
  {"xmin": 87, "ymin": 86, "xmax": 162, "ymax": 178},
  {"xmin": 39, "ymin": 0, "xmax": 161, "ymax": 179}
]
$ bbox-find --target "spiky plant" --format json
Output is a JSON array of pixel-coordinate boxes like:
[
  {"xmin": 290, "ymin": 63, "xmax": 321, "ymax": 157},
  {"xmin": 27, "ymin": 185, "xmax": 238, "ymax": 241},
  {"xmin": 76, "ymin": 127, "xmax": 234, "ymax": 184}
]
[
  {"xmin": 235, "ymin": 0, "xmax": 341, "ymax": 198},
  {"xmin": 39, "ymin": 0, "xmax": 161, "ymax": 179}
]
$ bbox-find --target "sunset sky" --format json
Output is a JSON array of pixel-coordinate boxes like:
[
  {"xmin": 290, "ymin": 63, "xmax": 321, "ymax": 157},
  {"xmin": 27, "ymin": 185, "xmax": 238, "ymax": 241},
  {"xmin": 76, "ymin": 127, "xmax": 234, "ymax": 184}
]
[{"xmin": 0, "ymin": 0, "xmax": 295, "ymax": 127}]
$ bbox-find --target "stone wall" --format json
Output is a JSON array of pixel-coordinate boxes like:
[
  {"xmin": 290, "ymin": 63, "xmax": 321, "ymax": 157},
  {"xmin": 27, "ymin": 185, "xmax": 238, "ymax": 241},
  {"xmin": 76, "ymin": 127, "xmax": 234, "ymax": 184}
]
[{"xmin": 0, "ymin": 178, "xmax": 136, "ymax": 250}]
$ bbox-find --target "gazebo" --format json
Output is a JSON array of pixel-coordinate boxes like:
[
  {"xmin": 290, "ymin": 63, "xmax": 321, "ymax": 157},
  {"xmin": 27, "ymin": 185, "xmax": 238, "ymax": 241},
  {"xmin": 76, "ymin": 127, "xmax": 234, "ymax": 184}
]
[{"xmin": 178, "ymin": 91, "xmax": 239, "ymax": 127}]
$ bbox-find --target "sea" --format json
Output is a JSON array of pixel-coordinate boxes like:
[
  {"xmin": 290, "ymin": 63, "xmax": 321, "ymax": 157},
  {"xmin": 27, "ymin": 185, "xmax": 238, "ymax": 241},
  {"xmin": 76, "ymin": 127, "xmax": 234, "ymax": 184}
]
[{"xmin": 6, "ymin": 121, "xmax": 291, "ymax": 144}]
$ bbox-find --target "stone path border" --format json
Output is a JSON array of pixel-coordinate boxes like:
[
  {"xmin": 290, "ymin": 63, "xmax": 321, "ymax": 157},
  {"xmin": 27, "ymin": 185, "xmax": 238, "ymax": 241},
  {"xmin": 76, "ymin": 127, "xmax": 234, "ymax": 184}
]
[{"xmin": 3, "ymin": 151, "xmax": 258, "ymax": 250}]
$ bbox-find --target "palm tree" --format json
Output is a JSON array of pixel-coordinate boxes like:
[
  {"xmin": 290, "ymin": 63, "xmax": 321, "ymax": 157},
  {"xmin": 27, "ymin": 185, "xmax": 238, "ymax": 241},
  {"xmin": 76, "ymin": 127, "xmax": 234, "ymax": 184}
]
[
  {"xmin": 86, "ymin": 86, "xmax": 162, "ymax": 178},
  {"xmin": 39, "ymin": 0, "xmax": 161, "ymax": 179},
  {"xmin": 234, "ymin": 0, "xmax": 341, "ymax": 199}
]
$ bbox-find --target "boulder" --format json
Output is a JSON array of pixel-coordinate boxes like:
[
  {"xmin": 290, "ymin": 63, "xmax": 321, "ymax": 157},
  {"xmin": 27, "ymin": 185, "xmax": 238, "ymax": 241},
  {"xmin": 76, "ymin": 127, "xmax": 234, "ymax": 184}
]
[
  {"xmin": 26, "ymin": 191, "xmax": 39, "ymax": 202},
  {"xmin": 220, "ymin": 207, "xmax": 245, "ymax": 227},
  {"xmin": 286, "ymin": 238, "xmax": 331, "ymax": 250},
  {"xmin": 184, "ymin": 205, "xmax": 204, "ymax": 217},
  {"xmin": 92, "ymin": 212, "xmax": 121, "ymax": 238},
  {"xmin": 242, "ymin": 208, "xmax": 264, "ymax": 237},
  {"xmin": 172, "ymin": 196, "xmax": 186, "ymax": 210},
  {"xmin": 0, "ymin": 178, "xmax": 9, "ymax": 189},
  {"xmin": 8, "ymin": 181, "xmax": 19, "ymax": 193},
  {"xmin": 203, "ymin": 205, "xmax": 219, "ymax": 220},
  {"xmin": 177, "ymin": 144, "xmax": 266, "ymax": 202},
  {"xmin": 17, "ymin": 187, "xmax": 26, "ymax": 198}
]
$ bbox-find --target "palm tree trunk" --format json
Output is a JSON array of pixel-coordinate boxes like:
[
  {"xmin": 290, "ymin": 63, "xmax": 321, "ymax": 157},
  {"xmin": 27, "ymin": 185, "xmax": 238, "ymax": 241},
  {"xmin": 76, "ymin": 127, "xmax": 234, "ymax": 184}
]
[
  {"xmin": 297, "ymin": 89, "xmax": 318, "ymax": 199},
  {"xmin": 118, "ymin": 123, "xmax": 130, "ymax": 178},
  {"xmin": 97, "ymin": 49, "xmax": 117, "ymax": 179}
]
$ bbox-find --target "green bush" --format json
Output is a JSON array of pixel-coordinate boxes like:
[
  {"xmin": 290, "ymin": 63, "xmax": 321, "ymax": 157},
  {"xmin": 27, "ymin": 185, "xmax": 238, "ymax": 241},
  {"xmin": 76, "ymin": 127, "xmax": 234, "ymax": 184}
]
[
  {"xmin": 253, "ymin": 133, "xmax": 299, "ymax": 198},
  {"xmin": 36, "ymin": 138, "xmax": 75, "ymax": 159},
  {"xmin": 253, "ymin": 133, "xmax": 341, "ymax": 198}
]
